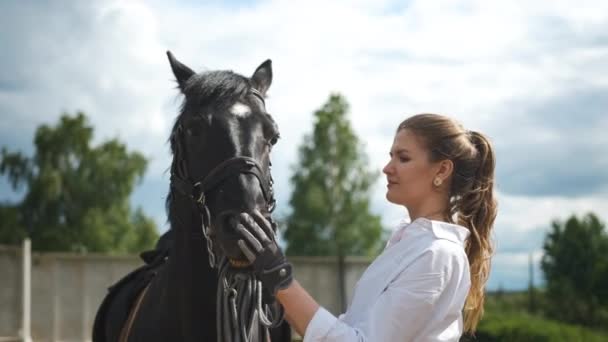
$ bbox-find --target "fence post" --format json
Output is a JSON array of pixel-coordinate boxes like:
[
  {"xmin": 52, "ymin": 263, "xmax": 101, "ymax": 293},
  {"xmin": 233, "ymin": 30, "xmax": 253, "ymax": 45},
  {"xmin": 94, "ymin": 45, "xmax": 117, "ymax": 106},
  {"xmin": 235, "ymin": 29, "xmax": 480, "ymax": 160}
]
[{"xmin": 22, "ymin": 238, "xmax": 32, "ymax": 342}]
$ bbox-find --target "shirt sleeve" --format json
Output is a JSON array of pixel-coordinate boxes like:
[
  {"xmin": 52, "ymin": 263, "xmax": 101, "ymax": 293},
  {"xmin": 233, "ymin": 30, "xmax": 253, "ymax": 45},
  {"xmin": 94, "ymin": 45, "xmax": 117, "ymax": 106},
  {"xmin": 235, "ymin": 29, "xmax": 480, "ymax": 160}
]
[{"xmin": 303, "ymin": 249, "xmax": 453, "ymax": 342}]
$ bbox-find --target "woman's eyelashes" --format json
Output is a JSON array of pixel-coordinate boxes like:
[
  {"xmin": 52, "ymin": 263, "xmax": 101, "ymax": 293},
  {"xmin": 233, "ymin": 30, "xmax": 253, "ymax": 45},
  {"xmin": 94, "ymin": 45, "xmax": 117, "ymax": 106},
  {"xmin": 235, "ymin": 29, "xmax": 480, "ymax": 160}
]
[{"xmin": 389, "ymin": 152, "xmax": 410, "ymax": 163}]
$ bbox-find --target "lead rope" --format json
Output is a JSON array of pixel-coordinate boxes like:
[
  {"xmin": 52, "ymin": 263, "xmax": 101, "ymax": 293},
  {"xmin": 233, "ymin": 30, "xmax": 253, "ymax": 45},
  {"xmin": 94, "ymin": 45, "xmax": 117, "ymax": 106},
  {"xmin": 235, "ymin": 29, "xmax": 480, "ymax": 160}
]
[
  {"xmin": 199, "ymin": 200, "xmax": 286, "ymax": 342},
  {"xmin": 217, "ymin": 259, "xmax": 285, "ymax": 342},
  {"xmin": 200, "ymin": 206, "xmax": 217, "ymax": 268}
]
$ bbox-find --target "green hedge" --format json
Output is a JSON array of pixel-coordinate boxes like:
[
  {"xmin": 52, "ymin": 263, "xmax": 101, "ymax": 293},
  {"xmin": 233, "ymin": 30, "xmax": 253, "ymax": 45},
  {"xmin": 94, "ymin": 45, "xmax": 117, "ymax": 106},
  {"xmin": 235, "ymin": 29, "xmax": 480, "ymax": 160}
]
[{"xmin": 460, "ymin": 312, "xmax": 608, "ymax": 342}]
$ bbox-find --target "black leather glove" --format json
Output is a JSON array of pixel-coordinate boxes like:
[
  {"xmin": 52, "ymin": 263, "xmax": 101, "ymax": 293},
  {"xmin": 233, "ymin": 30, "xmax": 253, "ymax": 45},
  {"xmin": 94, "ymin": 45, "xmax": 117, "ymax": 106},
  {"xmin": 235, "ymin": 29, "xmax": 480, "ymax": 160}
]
[{"xmin": 236, "ymin": 211, "xmax": 293, "ymax": 299}]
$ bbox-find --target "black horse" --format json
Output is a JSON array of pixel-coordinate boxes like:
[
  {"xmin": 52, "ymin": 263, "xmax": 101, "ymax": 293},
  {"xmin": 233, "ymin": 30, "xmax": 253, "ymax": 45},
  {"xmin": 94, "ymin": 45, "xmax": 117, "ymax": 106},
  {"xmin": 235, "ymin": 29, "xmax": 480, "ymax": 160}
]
[{"xmin": 93, "ymin": 52, "xmax": 291, "ymax": 342}]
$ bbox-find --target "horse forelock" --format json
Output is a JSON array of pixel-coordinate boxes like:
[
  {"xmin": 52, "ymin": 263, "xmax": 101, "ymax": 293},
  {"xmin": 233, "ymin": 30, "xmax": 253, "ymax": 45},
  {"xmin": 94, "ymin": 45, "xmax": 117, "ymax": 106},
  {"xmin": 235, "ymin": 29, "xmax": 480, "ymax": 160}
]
[{"xmin": 184, "ymin": 70, "xmax": 251, "ymax": 109}]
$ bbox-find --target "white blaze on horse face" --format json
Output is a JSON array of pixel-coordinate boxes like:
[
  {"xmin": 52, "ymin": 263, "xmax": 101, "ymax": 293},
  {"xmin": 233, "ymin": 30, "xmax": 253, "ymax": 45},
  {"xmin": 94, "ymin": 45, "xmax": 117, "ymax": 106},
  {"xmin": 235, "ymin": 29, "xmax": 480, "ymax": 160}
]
[{"xmin": 229, "ymin": 102, "xmax": 252, "ymax": 117}]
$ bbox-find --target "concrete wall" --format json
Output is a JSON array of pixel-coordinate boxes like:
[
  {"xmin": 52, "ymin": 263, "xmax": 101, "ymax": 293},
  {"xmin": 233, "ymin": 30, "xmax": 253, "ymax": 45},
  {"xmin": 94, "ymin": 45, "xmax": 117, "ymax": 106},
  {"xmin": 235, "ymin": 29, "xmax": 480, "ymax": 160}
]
[
  {"xmin": 0, "ymin": 245, "xmax": 143, "ymax": 342},
  {"xmin": 0, "ymin": 245, "xmax": 21, "ymax": 341},
  {"xmin": 0, "ymin": 245, "xmax": 372, "ymax": 342}
]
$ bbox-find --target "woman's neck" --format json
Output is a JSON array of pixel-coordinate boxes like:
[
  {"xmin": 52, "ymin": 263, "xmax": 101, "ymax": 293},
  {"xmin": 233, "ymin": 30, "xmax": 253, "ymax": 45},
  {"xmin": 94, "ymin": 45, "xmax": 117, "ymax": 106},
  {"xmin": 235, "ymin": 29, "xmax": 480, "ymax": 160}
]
[{"xmin": 408, "ymin": 203, "xmax": 449, "ymax": 222}]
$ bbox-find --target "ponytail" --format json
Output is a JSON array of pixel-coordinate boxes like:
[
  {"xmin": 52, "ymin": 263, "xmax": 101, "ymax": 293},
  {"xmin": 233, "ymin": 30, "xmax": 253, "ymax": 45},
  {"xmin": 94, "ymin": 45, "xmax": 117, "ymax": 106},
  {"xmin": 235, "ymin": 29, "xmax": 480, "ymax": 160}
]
[{"xmin": 454, "ymin": 131, "xmax": 497, "ymax": 333}]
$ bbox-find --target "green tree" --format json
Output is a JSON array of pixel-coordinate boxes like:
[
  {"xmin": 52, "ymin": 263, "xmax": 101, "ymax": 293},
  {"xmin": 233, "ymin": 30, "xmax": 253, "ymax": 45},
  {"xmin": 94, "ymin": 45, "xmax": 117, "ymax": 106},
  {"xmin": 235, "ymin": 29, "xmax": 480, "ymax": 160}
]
[
  {"xmin": 541, "ymin": 213, "xmax": 608, "ymax": 327},
  {"xmin": 284, "ymin": 94, "xmax": 382, "ymax": 256},
  {"xmin": 283, "ymin": 93, "xmax": 383, "ymax": 309},
  {"xmin": 0, "ymin": 112, "xmax": 159, "ymax": 253}
]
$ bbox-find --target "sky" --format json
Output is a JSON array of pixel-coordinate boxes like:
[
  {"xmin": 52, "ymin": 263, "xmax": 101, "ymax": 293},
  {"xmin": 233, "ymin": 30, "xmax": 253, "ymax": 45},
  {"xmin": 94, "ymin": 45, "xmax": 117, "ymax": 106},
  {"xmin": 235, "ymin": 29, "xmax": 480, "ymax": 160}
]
[{"xmin": 1, "ymin": 0, "xmax": 607, "ymax": 291}]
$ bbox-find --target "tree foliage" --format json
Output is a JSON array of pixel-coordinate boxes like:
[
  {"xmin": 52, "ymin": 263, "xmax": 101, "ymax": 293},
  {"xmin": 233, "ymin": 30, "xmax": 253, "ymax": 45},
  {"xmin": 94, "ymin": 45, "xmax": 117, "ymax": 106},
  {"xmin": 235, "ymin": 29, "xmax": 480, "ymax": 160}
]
[
  {"xmin": 460, "ymin": 311, "xmax": 608, "ymax": 342},
  {"xmin": 283, "ymin": 94, "xmax": 383, "ymax": 257},
  {"xmin": 0, "ymin": 112, "xmax": 158, "ymax": 253},
  {"xmin": 541, "ymin": 213, "xmax": 608, "ymax": 327}
]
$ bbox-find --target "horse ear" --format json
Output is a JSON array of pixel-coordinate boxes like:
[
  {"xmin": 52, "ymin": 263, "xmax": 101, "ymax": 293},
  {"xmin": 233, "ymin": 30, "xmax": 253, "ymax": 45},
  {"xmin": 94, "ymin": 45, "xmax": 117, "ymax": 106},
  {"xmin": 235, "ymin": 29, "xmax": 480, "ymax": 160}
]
[
  {"xmin": 166, "ymin": 51, "xmax": 195, "ymax": 91},
  {"xmin": 251, "ymin": 59, "xmax": 272, "ymax": 96}
]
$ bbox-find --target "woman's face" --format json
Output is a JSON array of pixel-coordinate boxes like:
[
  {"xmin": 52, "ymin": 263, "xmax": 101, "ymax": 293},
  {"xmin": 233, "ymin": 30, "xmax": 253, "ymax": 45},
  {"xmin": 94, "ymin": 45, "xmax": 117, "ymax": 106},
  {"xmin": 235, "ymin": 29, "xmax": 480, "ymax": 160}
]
[{"xmin": 382, "ymin": 129, "xmax": 438, "ymax": 207}]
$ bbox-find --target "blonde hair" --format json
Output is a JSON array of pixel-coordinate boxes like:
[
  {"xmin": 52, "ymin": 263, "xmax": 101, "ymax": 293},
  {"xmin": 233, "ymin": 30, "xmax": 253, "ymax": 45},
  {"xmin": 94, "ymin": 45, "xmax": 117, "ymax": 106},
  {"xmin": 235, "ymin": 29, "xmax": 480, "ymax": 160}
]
[{"xmin": 398, "ymin": 113, "xmax": 497, "ymax": 333}]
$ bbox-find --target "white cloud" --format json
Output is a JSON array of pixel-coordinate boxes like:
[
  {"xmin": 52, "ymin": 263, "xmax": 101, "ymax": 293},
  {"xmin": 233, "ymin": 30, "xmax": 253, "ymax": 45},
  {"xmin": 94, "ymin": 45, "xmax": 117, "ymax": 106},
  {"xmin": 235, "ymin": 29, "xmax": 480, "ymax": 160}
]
[{"xmin": 497, "ymin": 192, "xmax": 608, "ymax": 232}]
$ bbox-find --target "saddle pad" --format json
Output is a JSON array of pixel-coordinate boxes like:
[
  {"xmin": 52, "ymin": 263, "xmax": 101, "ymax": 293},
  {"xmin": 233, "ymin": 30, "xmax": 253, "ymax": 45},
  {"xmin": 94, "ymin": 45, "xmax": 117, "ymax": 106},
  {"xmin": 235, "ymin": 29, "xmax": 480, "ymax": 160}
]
[{"xmin": 92, "ymin": 248, "xmax": 168, "ymax": 342}]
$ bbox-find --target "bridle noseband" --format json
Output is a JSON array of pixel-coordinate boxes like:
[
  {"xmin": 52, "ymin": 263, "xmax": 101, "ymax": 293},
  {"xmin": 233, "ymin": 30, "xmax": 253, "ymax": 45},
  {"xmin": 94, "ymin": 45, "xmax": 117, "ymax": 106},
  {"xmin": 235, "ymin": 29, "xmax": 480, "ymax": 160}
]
[{"xmin": 171, "ymin": 156, "xmax": 275, "ymax": 213}]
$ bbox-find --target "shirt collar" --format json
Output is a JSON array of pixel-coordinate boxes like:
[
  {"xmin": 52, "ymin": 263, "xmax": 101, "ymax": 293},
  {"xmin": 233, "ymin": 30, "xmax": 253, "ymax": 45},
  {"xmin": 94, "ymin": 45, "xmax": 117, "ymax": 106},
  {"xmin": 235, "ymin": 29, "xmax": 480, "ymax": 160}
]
[
  {"xmin": 387, "ymin": 217, "xmax": 471, "ymax": 249},
  {"xmin": 414, "ymin": 218, "xmax": 470, "ymax": 246}
]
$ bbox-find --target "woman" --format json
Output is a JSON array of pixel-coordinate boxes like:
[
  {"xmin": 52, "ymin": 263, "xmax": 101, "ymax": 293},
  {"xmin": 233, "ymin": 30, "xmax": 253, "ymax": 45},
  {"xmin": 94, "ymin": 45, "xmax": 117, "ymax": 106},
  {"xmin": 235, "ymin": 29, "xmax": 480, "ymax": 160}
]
[{"xmin": 236, "ymin": 113, "xmax": 497, "ymax": 341}]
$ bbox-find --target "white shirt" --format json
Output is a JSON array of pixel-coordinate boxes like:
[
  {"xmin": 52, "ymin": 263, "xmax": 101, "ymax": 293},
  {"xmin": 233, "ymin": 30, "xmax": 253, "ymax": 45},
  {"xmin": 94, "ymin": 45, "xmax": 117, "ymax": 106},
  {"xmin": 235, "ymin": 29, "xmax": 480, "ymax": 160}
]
[{"xmin": 303, "ymin": 218, "xmax": 471, "ymax": 342}]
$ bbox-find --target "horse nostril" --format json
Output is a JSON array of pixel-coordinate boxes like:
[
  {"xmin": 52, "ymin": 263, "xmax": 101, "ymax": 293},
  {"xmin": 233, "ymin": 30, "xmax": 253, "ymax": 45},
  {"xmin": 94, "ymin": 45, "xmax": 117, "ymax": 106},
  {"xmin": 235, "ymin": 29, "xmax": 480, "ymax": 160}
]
[{"xmin": 223, "ymin": 215, "xmax": 238, "ymax": 232}]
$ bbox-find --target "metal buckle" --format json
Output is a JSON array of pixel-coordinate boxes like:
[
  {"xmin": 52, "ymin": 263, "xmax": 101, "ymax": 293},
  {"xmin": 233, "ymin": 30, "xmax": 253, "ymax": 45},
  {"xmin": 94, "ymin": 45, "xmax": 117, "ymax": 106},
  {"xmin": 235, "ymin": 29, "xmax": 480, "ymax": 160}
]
[
  {"xmin": 193, "ymin": 182, "xmax": 205, "ymax": 205},
  {"xmin": 197, "ymin": 192, "xmax": 206, "ymax": 205}
]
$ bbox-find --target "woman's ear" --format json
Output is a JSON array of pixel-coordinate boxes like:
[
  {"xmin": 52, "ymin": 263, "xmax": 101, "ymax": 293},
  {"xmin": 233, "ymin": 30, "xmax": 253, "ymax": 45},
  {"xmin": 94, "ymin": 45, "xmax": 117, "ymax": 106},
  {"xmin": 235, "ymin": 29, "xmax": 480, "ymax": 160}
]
[{"xmin": 435, "ymin": 159, "xmax": 454, "ymax": 184}]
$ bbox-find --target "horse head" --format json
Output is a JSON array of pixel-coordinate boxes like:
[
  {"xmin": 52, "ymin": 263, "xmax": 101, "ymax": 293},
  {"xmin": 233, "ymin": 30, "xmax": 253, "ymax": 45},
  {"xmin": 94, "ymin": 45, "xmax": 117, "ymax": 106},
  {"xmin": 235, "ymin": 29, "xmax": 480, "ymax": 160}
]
[{"xmin": 166, "ymin": 51, "xmax": 279, "ymax": 268}]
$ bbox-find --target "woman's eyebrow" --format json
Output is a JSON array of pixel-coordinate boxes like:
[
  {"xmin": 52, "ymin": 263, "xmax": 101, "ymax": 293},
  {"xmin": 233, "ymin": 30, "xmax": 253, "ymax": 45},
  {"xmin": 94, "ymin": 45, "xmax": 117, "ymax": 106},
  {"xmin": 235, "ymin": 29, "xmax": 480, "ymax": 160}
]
[{"xmin": 389, "ymin": 148, "xmax": 410, "ymax": 156}]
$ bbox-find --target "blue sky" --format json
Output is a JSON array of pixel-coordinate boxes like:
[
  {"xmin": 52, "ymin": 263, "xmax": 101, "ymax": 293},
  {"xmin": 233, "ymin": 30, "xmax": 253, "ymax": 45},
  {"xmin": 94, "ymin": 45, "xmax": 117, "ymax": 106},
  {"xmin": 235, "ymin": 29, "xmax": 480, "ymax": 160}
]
[{"xmin": 1, "ymin": 0, "xmax": 607, "ymax": 291}]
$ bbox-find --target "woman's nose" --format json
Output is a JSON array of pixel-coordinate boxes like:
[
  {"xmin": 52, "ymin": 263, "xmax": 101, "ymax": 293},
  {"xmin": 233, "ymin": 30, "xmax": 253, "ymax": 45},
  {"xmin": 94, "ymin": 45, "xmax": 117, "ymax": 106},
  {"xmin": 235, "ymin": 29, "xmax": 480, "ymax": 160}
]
[{"xmin": 382, "ymin": 160, "xmax": 392, "ymax": 175}]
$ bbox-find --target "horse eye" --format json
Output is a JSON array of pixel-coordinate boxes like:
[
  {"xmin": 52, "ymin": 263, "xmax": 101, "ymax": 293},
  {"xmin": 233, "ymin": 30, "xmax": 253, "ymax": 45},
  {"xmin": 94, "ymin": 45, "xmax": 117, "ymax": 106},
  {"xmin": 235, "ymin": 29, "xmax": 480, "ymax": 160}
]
[
  {"xmin": 184, "ymin": 115, "xmax": 210, "ymax": 137},
  {"xmin": 269, "ymin": 135, "xmax": 279, "ymax": 146},
  {"xmin": 186, "ymin": 125, "xmax": 202, "ymax": 137}
]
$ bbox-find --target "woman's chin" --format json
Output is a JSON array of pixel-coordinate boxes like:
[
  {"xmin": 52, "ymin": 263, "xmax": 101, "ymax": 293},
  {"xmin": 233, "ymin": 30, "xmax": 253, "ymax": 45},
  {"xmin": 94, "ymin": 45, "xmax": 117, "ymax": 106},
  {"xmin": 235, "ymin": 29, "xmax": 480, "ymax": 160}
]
[
  {"xmin": 386, "ymin": 190, "xmax": 407, "ymax": 206},
  {"xmin": 385, "ymin": 191, "xmax": 397, "ymax": 204}
]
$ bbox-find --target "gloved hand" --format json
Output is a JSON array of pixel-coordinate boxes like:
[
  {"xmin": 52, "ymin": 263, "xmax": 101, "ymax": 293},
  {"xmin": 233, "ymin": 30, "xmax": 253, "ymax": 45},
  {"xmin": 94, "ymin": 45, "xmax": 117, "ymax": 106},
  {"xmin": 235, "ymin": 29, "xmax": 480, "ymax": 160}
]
[{"xmin": 236, "ymin": 211, "xmax": 293, "ymax": 299}]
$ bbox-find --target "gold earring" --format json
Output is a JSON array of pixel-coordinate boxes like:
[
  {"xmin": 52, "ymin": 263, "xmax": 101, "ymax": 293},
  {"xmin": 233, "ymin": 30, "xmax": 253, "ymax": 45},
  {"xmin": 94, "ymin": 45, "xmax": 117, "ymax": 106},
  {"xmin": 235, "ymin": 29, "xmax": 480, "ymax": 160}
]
[{"xmin": 433, "ymin": 178, "xmax": 442, "ymax": 186}]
